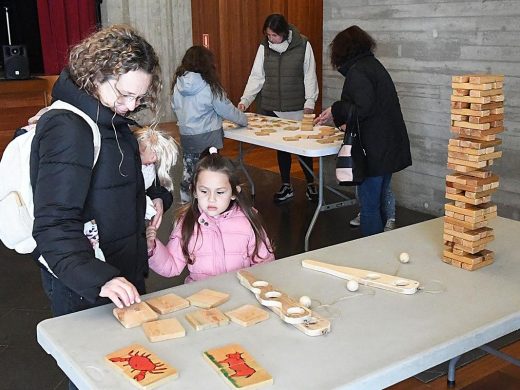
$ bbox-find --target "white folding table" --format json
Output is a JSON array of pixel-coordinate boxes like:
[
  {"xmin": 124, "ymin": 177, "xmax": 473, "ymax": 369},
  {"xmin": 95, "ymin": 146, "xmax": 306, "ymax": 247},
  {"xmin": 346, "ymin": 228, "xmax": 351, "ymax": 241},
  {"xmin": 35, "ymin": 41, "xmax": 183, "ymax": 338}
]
[
  {"xmin": 224, "ymin": 115, "xmax": 355, "ymax": 251},
  {"xmin": 37, "ymin": 217, "xmax": 520, "ymax": 389}
]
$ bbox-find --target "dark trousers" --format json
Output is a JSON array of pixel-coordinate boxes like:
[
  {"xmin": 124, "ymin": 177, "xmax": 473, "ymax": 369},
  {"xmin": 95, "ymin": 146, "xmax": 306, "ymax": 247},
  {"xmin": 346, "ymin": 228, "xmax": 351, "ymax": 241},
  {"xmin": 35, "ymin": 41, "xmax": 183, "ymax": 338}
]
[
  {"xmin": 261, "ymin": 109, "xmax": 314, "ymax": 184},
  {"xmin": 358, "ymin": 173, "xmax": 392, "ymax": 236}
]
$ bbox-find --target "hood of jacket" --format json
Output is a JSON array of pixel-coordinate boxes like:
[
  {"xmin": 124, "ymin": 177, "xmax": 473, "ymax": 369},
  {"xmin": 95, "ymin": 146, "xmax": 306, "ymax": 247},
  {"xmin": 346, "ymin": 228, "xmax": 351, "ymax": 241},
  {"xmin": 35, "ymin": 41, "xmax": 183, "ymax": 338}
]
[
  {"xmin": 175, "ymin": 72, "xmax": 207, "ymax": 97},
  {"xmin": 338, "ymin": 51, "xmax": 374, "ymax": 77},
  {"xmin": 52, "ymin": 69, "xmax": 137, "ymax": 129}
]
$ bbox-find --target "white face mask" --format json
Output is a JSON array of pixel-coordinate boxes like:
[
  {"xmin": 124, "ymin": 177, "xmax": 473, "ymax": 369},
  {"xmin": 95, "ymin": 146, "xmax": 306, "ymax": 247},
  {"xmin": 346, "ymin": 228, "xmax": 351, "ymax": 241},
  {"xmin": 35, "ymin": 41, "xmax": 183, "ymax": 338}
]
[
  {"xmin": 142, "ymin": 164, "xmax": 156, "ymax": 189},
  {"xmin": 268, "ymin": 30, "xmax": 292, "ymax": 54}
]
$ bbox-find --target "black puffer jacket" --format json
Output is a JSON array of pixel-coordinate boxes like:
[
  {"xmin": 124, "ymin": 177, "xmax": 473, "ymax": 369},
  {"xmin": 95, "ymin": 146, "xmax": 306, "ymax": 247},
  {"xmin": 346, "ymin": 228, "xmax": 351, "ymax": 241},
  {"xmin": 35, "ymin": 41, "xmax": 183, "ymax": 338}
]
[
  {"xmin": 331, "ymin": 51, "xmax": 412, "ymax": 176},
  {"xmin": 30, "ymin": 70, "xmax": 172, "ymax": 303}
]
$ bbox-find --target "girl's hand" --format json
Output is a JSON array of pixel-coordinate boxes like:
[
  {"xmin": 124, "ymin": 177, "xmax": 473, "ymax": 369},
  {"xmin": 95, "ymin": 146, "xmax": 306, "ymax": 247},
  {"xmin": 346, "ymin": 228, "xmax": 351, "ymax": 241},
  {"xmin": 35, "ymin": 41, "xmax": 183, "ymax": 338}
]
[
  {"xmin": 150, "ymin": 198, "xmax": 164, "ymax": 229},
  {"xmin": 99, "ymin": 277, "xmax": 141, "ymax": 308},
  {"xmin": 314, "ymin": 107, "xmax": 333, "ymax": 125},
  {"xmin": 146, "ymin": 225, "xmax": 157, "ymax": 250}
]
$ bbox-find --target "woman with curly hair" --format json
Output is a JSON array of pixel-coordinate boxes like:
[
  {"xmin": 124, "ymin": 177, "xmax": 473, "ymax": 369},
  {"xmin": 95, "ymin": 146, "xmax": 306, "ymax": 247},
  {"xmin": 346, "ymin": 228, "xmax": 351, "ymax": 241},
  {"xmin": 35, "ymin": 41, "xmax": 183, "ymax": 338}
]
[
  {"xmin": 171, "ymin": 45, "xmax": 247, "ymax": 202},
  {"xmin": 30, "ymin": 25, "xmax": 173, "ymax": 323}
]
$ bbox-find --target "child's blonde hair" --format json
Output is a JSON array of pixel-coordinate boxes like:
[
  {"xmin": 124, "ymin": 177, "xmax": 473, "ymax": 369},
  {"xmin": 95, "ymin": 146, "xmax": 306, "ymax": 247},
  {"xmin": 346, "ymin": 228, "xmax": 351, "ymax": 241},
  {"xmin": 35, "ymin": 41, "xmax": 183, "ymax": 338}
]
[{"xmin": 133, "ymin": 126, "xmax": 179, "ymax": 192}]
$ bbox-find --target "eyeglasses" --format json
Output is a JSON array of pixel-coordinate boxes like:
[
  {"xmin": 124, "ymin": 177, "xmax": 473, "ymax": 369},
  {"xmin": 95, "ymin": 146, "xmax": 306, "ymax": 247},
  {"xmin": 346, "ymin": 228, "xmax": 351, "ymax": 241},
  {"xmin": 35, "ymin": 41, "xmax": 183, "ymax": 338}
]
[{"xmin": 108, "ymin": 78, "xmax": 148, "ymax": 106}]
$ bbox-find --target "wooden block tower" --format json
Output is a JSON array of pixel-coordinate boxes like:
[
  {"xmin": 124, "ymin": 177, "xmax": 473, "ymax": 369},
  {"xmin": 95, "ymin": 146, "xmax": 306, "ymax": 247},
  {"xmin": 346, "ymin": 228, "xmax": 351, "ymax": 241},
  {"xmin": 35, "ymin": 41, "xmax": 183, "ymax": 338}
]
[{"xmin": 443, "ymin": 74, "xmax": 504, "ymax": 270}]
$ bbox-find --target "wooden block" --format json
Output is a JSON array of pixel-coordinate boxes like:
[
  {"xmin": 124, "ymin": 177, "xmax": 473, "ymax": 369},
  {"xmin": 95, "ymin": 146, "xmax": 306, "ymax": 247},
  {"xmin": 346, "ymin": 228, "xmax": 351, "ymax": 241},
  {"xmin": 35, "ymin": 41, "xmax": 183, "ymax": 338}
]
[
  {"xmin": 187, "ymin": 288, "xmax": 230, "ymax": 308},
  {"xmin": 443, "ymin": 249, "xmax": 487, "ymax": 266},
  {"xmin": 300, "ymin": 134, "xmax": 324, "ymax": 139},
  {"xmin": 468, "ymin": 113, "xmax": 504, "ymax": 124},
  {"xmin": 225, "ymin": 304, "xmax": 270, "ymax": 327},
  {"xmin": 470, "ymin": 102, "xmax": 503, "ymax": 110},
  {"xmin": 451, "ymin": 114, "xmax": 468, "ymax": 121},
  {"xmin": 452, "ymin": 75, "xmax": 469, "ymax": 83},
  {"xmin": 451, "ymin": 82, "xmax": 492, "ymax": 90},
  {"xmin": 185, "ymin": 308, "xmax": 230, "ymax": 331},
  {"xmin": 465, "ymin": 169, "xmax": 492, "ymax": 178},
  {"xmin": 145, "ymin": 293, "xmax": 190, "ymax": 314},
  {"xmin": 490, "ymin": 107, "xmax": 504, "ymax": 114},
  {"xmin": 283, "ymin": 136, "xmax": 300, "ymax": 141},
  {"xmin": 444, "ymin": 216, "xmax": 488, "ymax": 230},
  {"xmin": 445, "ymin": 192, "xmax": 491, "ymax": 205},
  {"xmin": 317, "ymin": 137, "xmax": 337, "ymax": 144},
  {"xmin": 204, "ymin": 343, "xmax": 273, "ymax": 389},
  {"xmin": 451, "ymin": 137, "xmax": 501, "ymax": 149},
  {"xmin": 453, "ymin": 235, "xmax": 495, "ymax": 254},
  {"xmin": 255, "ymin": 132, "xmax": 270, "ymax": 136},
  {"xmin": 461, "ymin": 257, "xmax": 494, "ymax": 271},
  {"xmin": 469, "ymin": 88, "xmax": 503, "ymax": 97},
  {"xmin": 451, "ymin": 95, "xmax": 491, "ymax": 104},
  {"xmin": 453, "ymin": 89, "xmax": 469, "ymax": 96},
  {"xmin": 113, "ymin": 302, "xmax": 159, "ymax": 329},
  {"xmin": 490, "ymin": 94, "xmax": 504, "ymax": 102},
  {"xmin": 106, "ymin": 344, "xmax": 178, "ymax": 388},
  {"xmin": 468, "ymin": 74, "xmax": 504, "ymax": 83},
  {"xmin": 451, "ymin": 108, "xmax": 490, "ymax": 117},
  {"xmin": 451, "ymin": 101, "xmax": 470, "ymax": 109},
  {"xmin": 448, "ymin": 145, "xmax": 493, "ymax": 156},
  {"xmin": 142, "ymin": 318, "xmax": 186, "ymax": 342},
  {"xmin": 447, "ymin": 156, "xmax": 489, "ymax": 169},
  {"xmin": 452, "ymin": 120, "xmax": 490, "ymax": 130},
  {"xmin": 283, "ymin": 125, "xmax": 299, "ymax": 131},
  {"xmin": 443, "ymin": 226, "xmax": 493, "ymax": 242}
]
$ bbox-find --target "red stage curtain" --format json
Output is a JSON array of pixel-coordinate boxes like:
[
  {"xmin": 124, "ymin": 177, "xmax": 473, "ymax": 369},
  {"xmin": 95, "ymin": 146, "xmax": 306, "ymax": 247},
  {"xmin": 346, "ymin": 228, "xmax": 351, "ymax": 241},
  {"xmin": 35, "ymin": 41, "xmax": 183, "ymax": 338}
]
[{"xmin": 36, "ymin": 0, "xmax": 97, "ymax": 75}]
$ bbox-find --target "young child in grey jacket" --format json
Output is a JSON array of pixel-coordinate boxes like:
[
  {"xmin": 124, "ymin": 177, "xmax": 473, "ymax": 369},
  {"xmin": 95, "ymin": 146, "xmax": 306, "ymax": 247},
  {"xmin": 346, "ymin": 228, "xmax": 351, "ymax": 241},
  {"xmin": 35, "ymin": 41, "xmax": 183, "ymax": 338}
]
[{"xmin": 171, "ymin": 45, "xmax": 247, "ymax": 202}]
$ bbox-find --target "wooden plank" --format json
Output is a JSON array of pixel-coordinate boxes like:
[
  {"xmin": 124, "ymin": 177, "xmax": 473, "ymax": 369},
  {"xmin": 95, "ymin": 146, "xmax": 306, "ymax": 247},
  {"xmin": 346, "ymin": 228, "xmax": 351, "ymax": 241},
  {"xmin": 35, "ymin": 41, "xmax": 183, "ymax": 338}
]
[
  {"xmin": 145, "ymin": 293, "xmax": 190, "ymax": 314},
  {"xmin": 445, "ymin": 192, "xmax": 491, "ymax": 205},
  {"xmin": 468, "ymin": 114, "xmax": 504, "ymax": 124},
  {"xmin": 444, "ymin": 216, "xmax": 488, "ymax": 230},
  {"xmin": 443, "ymin": 226, "xmax": 493, "ymax": 242},
  {"xmin": 451, "ymin": 82, "xmax": 492, "ymax": 90},
  {"xmin": 468, "ymin": 74, "xmax": 504, "ymax": 83},
  {"xmin": 186, "ymin": 308, "xmax": 230, "ymax": 331},
  {"xmin": 142, "ymin": 318, "xmax": 186, "ymax": 342},
  {"xmin": 225, "ymin": 304, "xmax": 270, "ymax": 327},
  {"xmin": 187, "ymin": 288, "xmax": 230, "ymax": 309},
  {"xmin": 113, "ymin": 302, "xmax": 159, "ymax": 329},
  {"xmin": 452, "ymin": 120, "xmax": 490, "ymax": 130},
  {"xmin": 470, "ymin": 102, "xmax": 503, "ymax": 110},
  {"xmin": 451, "ymin": 108, "xmax": 490, "ymax": 117}
]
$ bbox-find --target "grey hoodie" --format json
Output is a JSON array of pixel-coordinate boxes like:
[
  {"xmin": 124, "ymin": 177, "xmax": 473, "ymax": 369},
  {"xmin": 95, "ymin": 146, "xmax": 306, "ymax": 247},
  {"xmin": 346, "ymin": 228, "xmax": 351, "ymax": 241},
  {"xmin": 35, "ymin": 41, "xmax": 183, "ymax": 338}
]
[{"xmin": 171, "ymin": 71, "xmax": 247, "ymax": 154}]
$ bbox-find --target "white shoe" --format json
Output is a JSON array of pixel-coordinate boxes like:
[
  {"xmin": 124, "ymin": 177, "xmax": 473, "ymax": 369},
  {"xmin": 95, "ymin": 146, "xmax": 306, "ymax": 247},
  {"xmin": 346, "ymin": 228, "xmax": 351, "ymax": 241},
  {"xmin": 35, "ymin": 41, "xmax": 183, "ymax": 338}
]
[
  {"xmin": 349, "ymin": 213, "xmax": 361, "ymax": 227},
  {"xmin": 384, "ymin": 218, "xmax": 396, "ymax": 231}
]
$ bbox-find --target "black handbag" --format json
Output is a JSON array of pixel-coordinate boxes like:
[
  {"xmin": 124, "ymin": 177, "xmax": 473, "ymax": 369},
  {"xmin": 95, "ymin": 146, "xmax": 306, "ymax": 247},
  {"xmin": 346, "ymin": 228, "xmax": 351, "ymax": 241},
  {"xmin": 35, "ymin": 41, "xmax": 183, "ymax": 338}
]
[{"xmin": 335, "ymin": 106, "xmax": 366, "ymax": 186}]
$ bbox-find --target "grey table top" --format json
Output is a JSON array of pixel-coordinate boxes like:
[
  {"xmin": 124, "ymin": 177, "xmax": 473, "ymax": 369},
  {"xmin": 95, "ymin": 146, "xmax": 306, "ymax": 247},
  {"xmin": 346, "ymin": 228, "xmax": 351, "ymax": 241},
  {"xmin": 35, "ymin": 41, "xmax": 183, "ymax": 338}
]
[{"xmin": 37, "ymin": 217, "xmax": 520, "ymax": 389}]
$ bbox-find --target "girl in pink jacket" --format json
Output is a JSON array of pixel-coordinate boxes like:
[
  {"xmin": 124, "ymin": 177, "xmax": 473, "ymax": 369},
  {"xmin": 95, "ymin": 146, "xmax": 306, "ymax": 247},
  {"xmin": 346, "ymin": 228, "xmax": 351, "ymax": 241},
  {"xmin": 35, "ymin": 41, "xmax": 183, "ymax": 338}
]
[{"xmin": 146, "ymin": 148, "xmax": 274, "ymax": 282}]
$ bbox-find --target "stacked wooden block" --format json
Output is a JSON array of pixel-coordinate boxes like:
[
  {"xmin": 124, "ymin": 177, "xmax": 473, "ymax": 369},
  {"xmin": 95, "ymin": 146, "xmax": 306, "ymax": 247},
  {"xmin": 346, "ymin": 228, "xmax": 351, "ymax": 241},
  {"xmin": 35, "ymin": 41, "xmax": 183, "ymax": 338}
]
[{"xmin": 443, "ymin": 74, "xmax": 504, "ymax": 270}]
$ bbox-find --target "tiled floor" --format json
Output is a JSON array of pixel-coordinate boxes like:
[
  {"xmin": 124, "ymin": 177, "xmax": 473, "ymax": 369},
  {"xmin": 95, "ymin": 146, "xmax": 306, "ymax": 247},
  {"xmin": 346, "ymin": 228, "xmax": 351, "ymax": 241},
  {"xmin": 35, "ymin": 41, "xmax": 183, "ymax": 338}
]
[{"xmin": 0, "ymin": 165, "xmax": 434, "ymax": 390}]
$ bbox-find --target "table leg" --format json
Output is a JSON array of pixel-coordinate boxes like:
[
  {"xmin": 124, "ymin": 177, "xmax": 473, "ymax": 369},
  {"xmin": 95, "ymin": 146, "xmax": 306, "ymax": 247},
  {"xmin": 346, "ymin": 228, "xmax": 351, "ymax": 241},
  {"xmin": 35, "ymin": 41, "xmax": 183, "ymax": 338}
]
[
  {"xmin": 447, "ymin": 355, "xmax": 461, "ymax": 387},
  {"xmin": 304, "ymin": 157, "xmax": 324, "ymax": 251},
  {"xmin": 236, "ymin": 142, "xmax": 255, "ymax": 197}
]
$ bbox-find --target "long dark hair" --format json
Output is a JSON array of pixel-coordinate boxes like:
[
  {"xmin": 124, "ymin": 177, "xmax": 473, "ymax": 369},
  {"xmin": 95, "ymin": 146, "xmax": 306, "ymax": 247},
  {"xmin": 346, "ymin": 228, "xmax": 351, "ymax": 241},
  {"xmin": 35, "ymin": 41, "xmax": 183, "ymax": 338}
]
[
  {"xmin": 330, "ymin": 25, "xmax": 376, "ymax": 69},
  {"xmin": 171, "ymin": 45, "xmax": 224, "ymax": 99},
  {"xmin": 262, "ymin": 14, "xmax": 290, "ymax": 41},
  {"xmin": 176, "ymin": 151, "xmax": 273, "ymax": 264}
]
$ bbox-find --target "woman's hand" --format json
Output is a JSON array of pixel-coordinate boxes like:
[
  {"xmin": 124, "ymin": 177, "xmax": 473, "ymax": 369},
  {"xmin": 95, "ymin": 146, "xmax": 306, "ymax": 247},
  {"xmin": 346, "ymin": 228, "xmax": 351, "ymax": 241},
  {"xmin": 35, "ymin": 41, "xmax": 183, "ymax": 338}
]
[
  {"xmin": 314, "ymin": 107, "xmax": 333, "ymax": 125},
  {"xmin": 238, "ymin": 103, "xmax": 246, "ymax": 112},
  {"xmin": 150, "ymin": 198, "xmax": 164, "ymax": 229},
  {"xmin": 99, "ymin": 277, "xmax": 141, "ymax": 308},
  {"xmin": 303, "ymin": 108, "xmax": 314, "ymax": 115}
]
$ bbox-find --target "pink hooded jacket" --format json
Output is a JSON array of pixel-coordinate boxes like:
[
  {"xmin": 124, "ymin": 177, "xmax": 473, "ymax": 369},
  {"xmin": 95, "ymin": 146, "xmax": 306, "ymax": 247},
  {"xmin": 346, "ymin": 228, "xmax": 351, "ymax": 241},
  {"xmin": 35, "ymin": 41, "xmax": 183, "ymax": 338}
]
[{"xmin": 148, "ymin": 205, "xmax": 274, "ymax": 282}]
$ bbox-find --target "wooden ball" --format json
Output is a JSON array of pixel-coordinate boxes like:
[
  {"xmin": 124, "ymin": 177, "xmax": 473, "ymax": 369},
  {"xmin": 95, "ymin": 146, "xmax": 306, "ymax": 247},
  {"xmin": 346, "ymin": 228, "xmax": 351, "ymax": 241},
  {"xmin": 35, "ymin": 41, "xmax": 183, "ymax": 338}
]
[
  {"xmin": 346, "ymin": 280, "xmax": 359, "ymax": 292},
  {"xmin": 399, "ymin": 252, "xmax": 410, "ymax": 263},
  {"xmin": 299, "ymin": 296, "xmax": 312, "ymax": 308}
]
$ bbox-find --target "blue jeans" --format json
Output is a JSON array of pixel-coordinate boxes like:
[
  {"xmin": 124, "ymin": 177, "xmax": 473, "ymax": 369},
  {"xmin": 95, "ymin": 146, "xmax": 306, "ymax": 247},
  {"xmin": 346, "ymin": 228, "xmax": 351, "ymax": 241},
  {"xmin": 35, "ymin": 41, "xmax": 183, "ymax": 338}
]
[{"xmin": 358, "ymin": 174, "xmax": 392, "ymax": 236}]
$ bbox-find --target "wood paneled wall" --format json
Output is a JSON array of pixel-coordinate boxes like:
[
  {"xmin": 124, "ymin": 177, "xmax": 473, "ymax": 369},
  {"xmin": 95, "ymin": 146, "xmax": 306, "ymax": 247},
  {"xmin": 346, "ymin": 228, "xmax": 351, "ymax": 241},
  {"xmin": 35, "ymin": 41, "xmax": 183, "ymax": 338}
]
[{"xmin": 191, "ymin": 0, "xmax": 323, "ymax": 112}]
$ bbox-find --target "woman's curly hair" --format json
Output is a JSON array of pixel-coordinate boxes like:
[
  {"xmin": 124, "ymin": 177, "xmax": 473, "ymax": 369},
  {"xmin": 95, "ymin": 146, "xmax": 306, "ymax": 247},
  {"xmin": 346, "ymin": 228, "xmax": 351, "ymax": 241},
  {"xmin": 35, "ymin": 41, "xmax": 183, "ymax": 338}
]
[{"xmin": 68, "ymin": 24, "xmax": 162, "ymax": 116}]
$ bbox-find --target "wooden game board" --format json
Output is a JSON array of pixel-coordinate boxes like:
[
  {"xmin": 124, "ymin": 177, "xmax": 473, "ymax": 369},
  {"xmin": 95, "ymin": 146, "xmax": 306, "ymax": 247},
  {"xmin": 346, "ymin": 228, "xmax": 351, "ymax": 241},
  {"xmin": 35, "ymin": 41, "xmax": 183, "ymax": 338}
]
[
  {"xmin": 204, "ymin": 343, "xmax": 273, "ymax": 389},
  {"xmin": 106, "ymin": 344, "xmax": 178, "ymax": 388}
]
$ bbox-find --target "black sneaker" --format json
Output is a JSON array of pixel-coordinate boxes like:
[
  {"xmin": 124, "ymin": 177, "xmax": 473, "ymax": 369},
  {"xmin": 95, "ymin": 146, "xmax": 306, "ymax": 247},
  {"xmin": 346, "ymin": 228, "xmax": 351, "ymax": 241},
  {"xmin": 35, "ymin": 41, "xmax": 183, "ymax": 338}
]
[
  {"xmin": 306, "ymin": 183, "xmax": 318, "ymax": 201},
  {"xmin": 273, "ymin": 184, "xmax": 294, "ymax": 203}
]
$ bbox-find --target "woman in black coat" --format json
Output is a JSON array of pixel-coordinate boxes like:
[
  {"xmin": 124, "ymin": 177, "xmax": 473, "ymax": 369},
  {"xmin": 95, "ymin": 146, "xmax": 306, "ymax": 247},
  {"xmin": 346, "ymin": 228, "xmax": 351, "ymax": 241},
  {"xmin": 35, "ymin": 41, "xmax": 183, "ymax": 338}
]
[
  {"xmin": 316, "ymin": 26, "xmax": 412, "ymax": 236},
  {"xmin": 30, "ymin": 25, "xmax": 172, "ymax": 317}
]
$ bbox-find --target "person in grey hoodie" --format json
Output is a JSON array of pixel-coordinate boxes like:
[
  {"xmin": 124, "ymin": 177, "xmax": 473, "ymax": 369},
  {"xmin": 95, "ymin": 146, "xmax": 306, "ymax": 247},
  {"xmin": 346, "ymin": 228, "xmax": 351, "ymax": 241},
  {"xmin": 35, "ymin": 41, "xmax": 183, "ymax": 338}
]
[{"xmin": 171, "ymin": 46, "xmax": 247, "ymax": 202}]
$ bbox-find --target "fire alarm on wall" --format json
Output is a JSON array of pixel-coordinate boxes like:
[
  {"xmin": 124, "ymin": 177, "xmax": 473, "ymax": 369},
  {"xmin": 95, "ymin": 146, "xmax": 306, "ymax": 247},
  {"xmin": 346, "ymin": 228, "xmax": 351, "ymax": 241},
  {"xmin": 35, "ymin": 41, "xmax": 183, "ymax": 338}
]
[{"xmin": 202, "ymin": 34, "xmax": 210, "ymax": 48}]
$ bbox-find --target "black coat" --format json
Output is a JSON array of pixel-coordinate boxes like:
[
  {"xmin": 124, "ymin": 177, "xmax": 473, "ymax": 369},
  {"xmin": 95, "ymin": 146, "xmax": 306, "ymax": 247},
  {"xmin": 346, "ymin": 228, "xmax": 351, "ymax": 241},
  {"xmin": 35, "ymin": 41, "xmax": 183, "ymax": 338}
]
[
  {"xmin": 30, "ymin": 70, "xmax": 172, "ymax": 303},
  {"xmin": 331, "ymin": 52, "xmax": 412, "ymax": 176}
]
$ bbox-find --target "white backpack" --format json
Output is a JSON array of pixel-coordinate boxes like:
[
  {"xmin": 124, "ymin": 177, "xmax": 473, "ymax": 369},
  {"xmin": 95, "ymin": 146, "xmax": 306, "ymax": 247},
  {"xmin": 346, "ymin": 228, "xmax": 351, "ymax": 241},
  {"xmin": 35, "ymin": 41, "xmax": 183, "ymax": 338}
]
[{"xmin": 0, "ymin": 100, "xmax": 101, "ymax": 254}]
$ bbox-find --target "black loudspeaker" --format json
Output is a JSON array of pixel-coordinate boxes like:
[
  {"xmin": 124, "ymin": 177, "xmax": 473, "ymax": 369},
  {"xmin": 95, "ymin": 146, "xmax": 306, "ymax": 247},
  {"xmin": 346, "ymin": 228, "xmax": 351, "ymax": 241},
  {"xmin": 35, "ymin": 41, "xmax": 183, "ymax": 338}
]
[{"xmin": 3, "ymin": 45, "xmax": 30, "ymax": 79}]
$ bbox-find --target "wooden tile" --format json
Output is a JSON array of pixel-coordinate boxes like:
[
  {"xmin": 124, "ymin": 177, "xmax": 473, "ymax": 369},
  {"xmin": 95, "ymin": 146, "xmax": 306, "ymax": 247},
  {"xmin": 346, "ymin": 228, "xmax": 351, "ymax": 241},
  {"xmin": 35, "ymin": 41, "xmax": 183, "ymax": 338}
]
[
  {"xmin": 113, "ymin": 302, "xmax": 159, "ymax": 329},
  {"xmin": 186, "ymin": 308, "xmax": 230, "ymax": 331},
  {"xmin": 204, "ymin": 343, "xmax": 273, "ymax": 389},
  {"xmin": 187, "ymin": 288, "xmax": 230, "ymax": 308},
  {"xmin": 142, "ymin": 318, "xmax": 186, "ymax": 342},
  {"xmin": 106, "ymin": 344, "xmax": 178, "ymax": 388},
  {"xmin": 225, "ymin": 304, "xmax": 269, "ymax": 327},
  {"xmin": 145, "ymin": 293, "xmax": 190, "ymax": 314}
]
